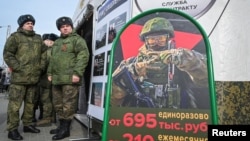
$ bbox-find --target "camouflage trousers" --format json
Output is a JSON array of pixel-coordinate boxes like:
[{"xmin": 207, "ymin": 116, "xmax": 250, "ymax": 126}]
[
  {"xmin": 39, "ymin": 87, "xmax": 53, "ymax": 119},
  {"xmin": 52, "ymin": 85, "xmax": 79, "ymax": 120},
  {"xmin": 7, "ymin": 84, "xmax": 36, "ymax": 131}
]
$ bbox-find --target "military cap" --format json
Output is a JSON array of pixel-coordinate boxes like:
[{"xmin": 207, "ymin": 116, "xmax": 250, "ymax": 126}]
[
  {"xmin": 56, "ymin": 16, "xmax": 73, "ymax": 30},
  {"xmin": 42, "ymin": 33, "xmax": 59, "ymax": 41},
  {"xmin": 17, "ymin": 14, "xmax": 35, "ymax": 27}
]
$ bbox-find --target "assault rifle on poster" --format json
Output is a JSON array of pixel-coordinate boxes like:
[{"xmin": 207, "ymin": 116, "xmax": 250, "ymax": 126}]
[{"xmin": 112, "ymin": 49, "xmax": 179, "ymax": 108}]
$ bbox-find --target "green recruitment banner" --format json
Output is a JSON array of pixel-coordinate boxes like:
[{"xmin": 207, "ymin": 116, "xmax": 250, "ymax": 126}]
[{"xmin": 103, "ymin": 8, "xmax": 218, "ymax": 141}]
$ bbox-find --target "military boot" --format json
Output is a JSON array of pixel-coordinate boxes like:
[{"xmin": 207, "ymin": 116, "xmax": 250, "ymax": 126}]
[
  {"xmin": 50, "ymin": 119, "xmax": 63, "ymax": 134},
  {"xmin": 36, "ymin": 117, "xmax": 52, "ymax": 127},
  {"xmin": 52, "ymin": 119, "xmax": 71, "ymax": 140},
  {"xmin": 8, "ymin": 129, "xmax": 23, "ymax": 140},
  {"xmin": 23, "ymin": 125, "xmax": 40, "ymax": 133}
]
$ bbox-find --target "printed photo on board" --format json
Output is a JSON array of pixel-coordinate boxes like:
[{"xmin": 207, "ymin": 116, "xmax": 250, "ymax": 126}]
[{"xmin": 111, "ymin": 12, "xmax": 210, "ymax": 109}]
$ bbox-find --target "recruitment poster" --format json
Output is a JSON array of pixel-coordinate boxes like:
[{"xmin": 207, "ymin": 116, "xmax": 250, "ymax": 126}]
[{"xmin": 102, "ymin": 8, "xmax": 217, "ymax": 141}]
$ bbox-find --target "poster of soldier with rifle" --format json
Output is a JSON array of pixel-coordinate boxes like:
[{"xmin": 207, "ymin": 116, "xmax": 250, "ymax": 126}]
[
  {"xmin": 102, "ymin": 8, "xmax": 217, "ymax": 141},
  {"xmin": 110, "ymin": 11, "xmax": 210, "ymax": 109}
]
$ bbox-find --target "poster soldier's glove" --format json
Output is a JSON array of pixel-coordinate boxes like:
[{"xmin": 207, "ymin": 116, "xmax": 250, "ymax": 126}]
[
  {"xmin": 160, "ymin": 49, "xmax": 173, "ymax": 64},
  {"xmin": 134, "ymin": 51, "xmax": 161, "ymax": 76},
  {"xmin": 145, "ymin": 51, "xmax": 161, "ymax": 64},
  {"xmin": 160, "ymin": 49, "xmax": 183, "ymax": 65},
  {"xmin": 134, "ymin": 62, "xmax": 147, "ymax": 77}
]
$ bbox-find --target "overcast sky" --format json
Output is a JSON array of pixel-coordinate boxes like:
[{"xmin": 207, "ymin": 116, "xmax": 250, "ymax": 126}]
[{"xmin": 0, "ymin": 0, "xmax": 79, "ymax": 64}]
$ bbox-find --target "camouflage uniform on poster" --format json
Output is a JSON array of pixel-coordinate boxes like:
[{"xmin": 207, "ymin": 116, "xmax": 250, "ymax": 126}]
[
  {"xmin": 34, "ymin": 33, "xmax": 59, "ymax": 126},
  {"xmin": 111, "ymin": 17, "xmax": 209, "ymax": 109},
  {"xmin": 47, "ymin": 16, "xmax": 89, "ymax": 140},
  {"xmin": 3, "ymin": 14, "xmax": 47, "ymax": 140}
]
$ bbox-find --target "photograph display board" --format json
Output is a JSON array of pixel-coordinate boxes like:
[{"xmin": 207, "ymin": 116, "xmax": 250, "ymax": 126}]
[
  {"xmin": 102, "ymin": 8, "xmax": 217, "ymax": 141},
  {"xmin": 88, "ymin": 0, "xmax": 131, "ymax": 121}
]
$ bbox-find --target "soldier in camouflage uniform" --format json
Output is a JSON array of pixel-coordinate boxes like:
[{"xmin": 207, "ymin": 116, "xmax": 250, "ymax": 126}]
[
  {"xmin": 112, "ymin": 17, "xmax": 209, "ymax": 109},
  {"xmin": 3, "ymin": 14, "xmax": 47, "ymax": 140},
  {"xmin": 34, "ymin": 33, "xmax": 59, "ymax": 127},
  {"xmin": 47, "ymin": 16, "xmax": 89, "ymax": 140}
]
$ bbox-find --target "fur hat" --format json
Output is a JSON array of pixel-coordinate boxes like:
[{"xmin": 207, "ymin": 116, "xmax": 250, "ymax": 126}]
[
  {"xmin": 42, "ymin": 33, "xmax": 59, "ymax": 41},
  {"xmin": 17, "ymin": 14, "xmax": 35, "ymax": 27},
  {"xmin": 56, "ymin": 16, "xmax": 73, "ymax": 30}
]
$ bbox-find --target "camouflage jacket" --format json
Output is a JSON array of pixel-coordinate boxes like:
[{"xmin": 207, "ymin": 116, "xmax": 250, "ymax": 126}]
[
  {"xmin": 3, "ymin": 28, "xmax": 47, "ymax": 85},
  {"xmin": 47, "ymin": 30, "xmax": 89, "ymax": 85},
  {"xmin": 39, "ymin": 46, "xmax": 52, "ymax": 88}
]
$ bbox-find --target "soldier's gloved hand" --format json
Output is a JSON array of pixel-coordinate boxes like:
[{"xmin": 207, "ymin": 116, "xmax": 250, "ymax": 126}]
[
  {"xmin": 146, "ymin": 51, "xmax": 161, "ymax": 64},
  {"xmin": 134, "ymin": 62, "xmax": 147, "ymax": 76},
  {"xmin": 160, "ymin": 50, "xmax": 173, "ymax": 64},
  {"xmin": 161, "ymin": 49, "xmax": 184, "ymax": 65}
]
